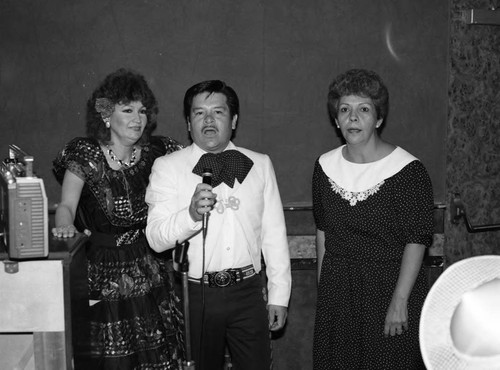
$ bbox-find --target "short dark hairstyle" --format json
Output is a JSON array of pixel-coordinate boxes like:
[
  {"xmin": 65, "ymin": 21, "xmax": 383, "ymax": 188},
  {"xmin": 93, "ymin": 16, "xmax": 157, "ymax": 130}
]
[
  {"xmin": 86, "ymin": 68, "xmax": 158, "ymax": 144},
  {"xmin": 327, "ymin": 69, "xmax": 389, "ymax": 121},
  {"xmin": 183, "ymin": 80, "xmax": 239, "ymax": 121}
]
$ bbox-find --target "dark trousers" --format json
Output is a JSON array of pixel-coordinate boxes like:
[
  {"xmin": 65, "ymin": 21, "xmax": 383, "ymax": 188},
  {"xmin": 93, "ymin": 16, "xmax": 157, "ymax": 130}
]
[{"xmin": 188, "ymin": 274, "xmax": 272, "ymax": 370}]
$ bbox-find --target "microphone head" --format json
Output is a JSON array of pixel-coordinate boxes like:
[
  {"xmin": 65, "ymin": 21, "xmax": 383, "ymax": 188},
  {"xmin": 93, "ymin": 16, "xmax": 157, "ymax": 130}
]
[{"xmin": 202, "ymin": 168, "xmax": 213, "ymax": 185}]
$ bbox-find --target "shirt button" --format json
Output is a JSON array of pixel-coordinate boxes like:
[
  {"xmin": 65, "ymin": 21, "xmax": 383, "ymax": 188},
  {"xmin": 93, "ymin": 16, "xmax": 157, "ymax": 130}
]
[{"xmin": 226, "ymin": 247, "xmax": 230, "ymax": 251}]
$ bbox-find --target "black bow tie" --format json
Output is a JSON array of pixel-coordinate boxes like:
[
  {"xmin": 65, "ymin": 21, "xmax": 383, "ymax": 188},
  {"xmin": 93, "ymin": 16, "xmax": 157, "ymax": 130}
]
[{"xmin": 192, "ymin": 150, "xmax": 254, "ymax": 188}]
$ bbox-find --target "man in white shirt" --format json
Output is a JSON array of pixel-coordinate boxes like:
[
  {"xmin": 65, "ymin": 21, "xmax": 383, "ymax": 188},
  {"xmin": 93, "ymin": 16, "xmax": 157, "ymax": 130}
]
[{"xmin": 145, "ymin": 80, "xmax": 291, "ymax": 370}]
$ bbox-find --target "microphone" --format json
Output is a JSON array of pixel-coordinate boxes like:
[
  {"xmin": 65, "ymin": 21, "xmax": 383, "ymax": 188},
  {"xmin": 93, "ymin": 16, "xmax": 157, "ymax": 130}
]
[{"xmin": 202, "ymin": 168, "xmax": 213, "ymax": 238}]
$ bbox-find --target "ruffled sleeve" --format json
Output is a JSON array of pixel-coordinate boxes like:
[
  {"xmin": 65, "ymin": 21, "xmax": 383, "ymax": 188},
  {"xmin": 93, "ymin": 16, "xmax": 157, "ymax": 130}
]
[{"xmin": 53, "ymin": 137, "xmax": 103, "ymax": 184}]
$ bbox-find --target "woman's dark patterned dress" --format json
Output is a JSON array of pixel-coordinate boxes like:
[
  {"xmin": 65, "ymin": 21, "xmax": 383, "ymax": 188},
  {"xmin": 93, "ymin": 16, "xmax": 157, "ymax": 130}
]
[
  {"xmin": 312, "ymin": 147, "xmax": 434, "ymax": 370},
  {"xmin": 53, "ymin": 136, "xmax": 184, "ymax": 370}
]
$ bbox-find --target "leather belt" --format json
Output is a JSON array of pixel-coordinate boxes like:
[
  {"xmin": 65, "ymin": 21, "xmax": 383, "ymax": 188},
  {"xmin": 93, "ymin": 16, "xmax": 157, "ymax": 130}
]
[{"xmin": 188, "ymin": 265, "xmax": 256, "ymax": 288}]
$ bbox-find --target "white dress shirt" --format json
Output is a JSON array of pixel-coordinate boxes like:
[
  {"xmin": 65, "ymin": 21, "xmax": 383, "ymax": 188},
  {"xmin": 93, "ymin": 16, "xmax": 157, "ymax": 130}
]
[{"xmin": 145, "ymin": 142, "xmax": 292, "ymax": 307}]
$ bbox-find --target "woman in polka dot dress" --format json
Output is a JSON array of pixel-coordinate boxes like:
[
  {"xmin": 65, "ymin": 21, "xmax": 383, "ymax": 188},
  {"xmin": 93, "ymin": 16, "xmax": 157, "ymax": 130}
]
[{"xmin": 312, "ymin": 69, "xmax": 434, "ymax": 369}]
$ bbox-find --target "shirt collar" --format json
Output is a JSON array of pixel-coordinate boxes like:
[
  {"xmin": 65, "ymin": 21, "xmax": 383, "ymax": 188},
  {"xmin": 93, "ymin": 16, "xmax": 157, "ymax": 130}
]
[{"xmin": 192, "ymin": 141, "xmax": 236, "ymax": 159}]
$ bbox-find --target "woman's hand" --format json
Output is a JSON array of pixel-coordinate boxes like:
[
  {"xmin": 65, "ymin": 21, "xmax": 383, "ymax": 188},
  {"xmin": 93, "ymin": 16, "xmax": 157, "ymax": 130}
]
[
  {"xmin": 53, "ymin": 171, "xmax": 86, "ymax": 238},
  {"xmin": 384, "ymin": 297, "xmax": 408, "ymax": 336},
  {"xmin": 52, "ymin": 224, "xmax": 77, "ymax": 238},
  {"xmin": 384, "ymin": 243, "xmax": 426, "ymax": 337},
  {"xmin": 52, "ymin": 225, "xmax": 91, "ymax": 238}
]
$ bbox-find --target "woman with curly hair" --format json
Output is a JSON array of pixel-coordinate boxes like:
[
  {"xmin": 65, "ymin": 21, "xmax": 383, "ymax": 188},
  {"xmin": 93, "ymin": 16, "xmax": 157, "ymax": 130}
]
[
  {"xmin": 52, "ymin": 68, "xmax": 184, "ymax": 369},
  {"xmin": 312, "ymin": 69, "xmax": 433, "ymax": 369}
]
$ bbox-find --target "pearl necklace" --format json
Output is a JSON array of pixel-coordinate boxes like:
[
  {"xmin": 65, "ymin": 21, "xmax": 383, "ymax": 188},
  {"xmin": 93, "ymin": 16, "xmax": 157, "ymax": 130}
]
[{"xmin": 106, "ymin": 145, "xmax": 137, "ymax": 168}]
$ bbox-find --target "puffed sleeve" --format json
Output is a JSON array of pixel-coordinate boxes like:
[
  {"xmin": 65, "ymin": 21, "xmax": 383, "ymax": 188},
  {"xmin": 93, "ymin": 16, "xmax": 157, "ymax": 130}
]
[
  {"xmin": 395, "ymin": 160, "xmax": 434, "ymax": 248},
  {"xmin": 53, "ymin": 137, "xmax": 102, "ymax": 184},
  {"xmin": 312, "ymin": 158, "xmax": 326, "ymax": 232}
]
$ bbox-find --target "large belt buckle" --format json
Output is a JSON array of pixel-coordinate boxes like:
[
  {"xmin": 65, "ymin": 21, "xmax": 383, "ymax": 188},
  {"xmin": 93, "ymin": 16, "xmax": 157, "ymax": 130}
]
[{"xmin": 214, "ymin": 271, "xmax": 231, "ymax": 287}]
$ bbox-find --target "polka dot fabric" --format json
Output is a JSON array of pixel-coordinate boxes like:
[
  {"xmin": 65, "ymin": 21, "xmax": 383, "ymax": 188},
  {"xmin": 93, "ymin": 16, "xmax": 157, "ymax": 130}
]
[
  {"xmin": 192, "ymin": 150, "xmax": 254, "ymax": 188},
  {"xmin": 312, "ymin": 157, "xmax": 434, "ymax": 370}
]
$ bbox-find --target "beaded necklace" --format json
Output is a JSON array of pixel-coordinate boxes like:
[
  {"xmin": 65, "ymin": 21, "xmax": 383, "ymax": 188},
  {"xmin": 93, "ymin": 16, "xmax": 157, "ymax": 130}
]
[{"xmin": 106, "ymin": 145, "xmax": 137, "ymax": 168}]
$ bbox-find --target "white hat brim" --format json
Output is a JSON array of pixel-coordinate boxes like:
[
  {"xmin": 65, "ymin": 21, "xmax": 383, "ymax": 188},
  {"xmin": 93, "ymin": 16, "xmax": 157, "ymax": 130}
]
[{"xmin": 420, "ymin": 255, "xmax": 500, "ymax": 369}]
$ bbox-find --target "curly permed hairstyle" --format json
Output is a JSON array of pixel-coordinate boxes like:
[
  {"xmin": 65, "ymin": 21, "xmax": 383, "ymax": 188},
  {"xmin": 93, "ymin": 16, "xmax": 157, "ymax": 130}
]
[
  {"xmin": 327, "ymin": 69, "xmax": 389, "ymax": 122},
  {"xmin": 86, "ymin": 68, "xmax": 158, "ymax": 144}
]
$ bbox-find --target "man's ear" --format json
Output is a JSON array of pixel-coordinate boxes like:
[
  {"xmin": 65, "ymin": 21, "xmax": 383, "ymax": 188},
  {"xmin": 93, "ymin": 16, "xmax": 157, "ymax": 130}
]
[{"xmin": 232, "ymin": 114, "xmax": 238, "ymax": 130}]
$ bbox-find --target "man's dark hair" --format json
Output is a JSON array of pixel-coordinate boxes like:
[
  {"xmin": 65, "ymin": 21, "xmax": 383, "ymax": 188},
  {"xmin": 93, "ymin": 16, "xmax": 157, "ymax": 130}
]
[{"xmin": 183, "ymin": 80, "xmax": 239, "ymax": 121}]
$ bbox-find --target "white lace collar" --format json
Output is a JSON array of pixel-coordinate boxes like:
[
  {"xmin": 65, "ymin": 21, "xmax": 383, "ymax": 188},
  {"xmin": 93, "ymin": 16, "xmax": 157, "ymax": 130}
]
[{"xmin": 318, "ymin": 145, "xmax": 418, "ymax": 194}]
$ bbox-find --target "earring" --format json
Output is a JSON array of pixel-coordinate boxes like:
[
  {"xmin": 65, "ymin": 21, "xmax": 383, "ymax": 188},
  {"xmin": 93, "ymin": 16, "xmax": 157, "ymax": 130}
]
[{"xmin": 105, "ymin": 119, "xmax": 110, "ymax": 129}]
